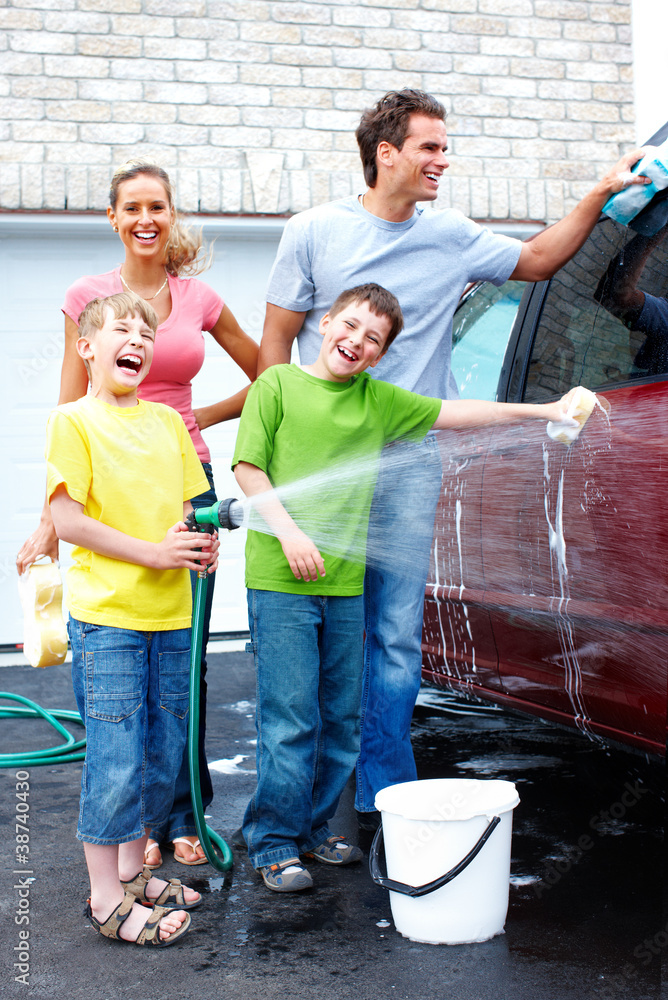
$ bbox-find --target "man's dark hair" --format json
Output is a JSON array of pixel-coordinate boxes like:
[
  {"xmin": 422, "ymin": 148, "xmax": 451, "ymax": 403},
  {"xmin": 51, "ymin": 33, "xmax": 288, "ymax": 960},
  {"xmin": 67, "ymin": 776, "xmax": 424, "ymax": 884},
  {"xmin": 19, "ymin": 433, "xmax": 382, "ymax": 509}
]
[
  {"xmin": 328, "ymin": 283, "xmax": 404, "ymax": 352},
  {"xmin": 356, "ymin": 90, "xmax": 447, "ymax": 188}
]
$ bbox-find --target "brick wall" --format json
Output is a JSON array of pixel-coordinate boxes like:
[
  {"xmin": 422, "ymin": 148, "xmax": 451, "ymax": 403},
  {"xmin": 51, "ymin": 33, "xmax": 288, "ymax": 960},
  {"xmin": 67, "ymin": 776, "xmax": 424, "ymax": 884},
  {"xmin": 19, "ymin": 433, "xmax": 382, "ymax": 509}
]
[{"xmin": 0, "ymin": 0, "xmax": 635, "ymax": 223}]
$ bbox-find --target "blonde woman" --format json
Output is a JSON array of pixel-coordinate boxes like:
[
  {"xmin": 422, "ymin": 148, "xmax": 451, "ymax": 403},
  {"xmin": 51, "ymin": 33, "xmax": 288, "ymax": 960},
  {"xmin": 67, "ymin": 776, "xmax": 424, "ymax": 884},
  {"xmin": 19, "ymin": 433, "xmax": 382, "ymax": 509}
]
[{"xmin": 17, "ymin": 160, "xmax": 259, "ymax": 868}]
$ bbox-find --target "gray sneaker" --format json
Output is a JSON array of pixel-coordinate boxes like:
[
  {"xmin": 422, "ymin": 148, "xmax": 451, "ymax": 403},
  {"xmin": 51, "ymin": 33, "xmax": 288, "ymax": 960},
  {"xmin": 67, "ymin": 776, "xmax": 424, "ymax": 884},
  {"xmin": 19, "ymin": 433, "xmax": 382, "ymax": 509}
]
[
  {"xmin": 304, "ymin": 835, "xmax": 363, "ymax": 866},
  {"xmin": 260, "ymin": 859, "xmax": 313, "ymax": 892}
]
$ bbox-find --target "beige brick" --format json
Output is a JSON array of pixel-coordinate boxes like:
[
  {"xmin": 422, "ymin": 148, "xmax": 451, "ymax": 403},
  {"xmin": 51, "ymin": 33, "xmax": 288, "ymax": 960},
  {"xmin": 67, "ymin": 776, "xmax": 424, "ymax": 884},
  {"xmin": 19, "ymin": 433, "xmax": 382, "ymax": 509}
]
[
  {"xmin": 144, "ymin": 123, "xmax": 209, "ymax": 144},
  {"xmin": 45, "ymin": 142, "xmax": 110, "ymax": 164},
  {"xmin": 508, "ymin": 177, "xmax": 527, "ymax": 219},
  {"xmin": 242, "ymin": 64, "xmax": 301, "ymax": 86},
  {"xmin": 512, "ymin": 138, "xmax": 566, "ymax": 160},
  {"xmin": 366, "ymin": 69, "xmax": 423, "ymax": 91},
  {"xmin": 208, "ymin": 84, "xmax": 269, "ymax": 106},
  {"xmin": 208, "ymin": 41, "xmax": 269, "ymax": 62},
  {"xmin": 81, "ymin": 122, "xmax": 144, "ymax": 143},
  {"xmin": 177, "ymin": 61, "xmax": 238, "ymax": 84},
  {"xmin": 0, "ymin": 163, "xmax": 21, "ymax": 208},
  {"xmin": 198, "ymin": 167, "xmax": 222, "ymax": 212},
  {"xmin": 111, "ymin": 14, "xmax": 174, "ymax": 35},
  {"xmin": 44, "ymin": 10, "xmax": 109, "ymax": 31},
  {"xmin": 449, "ymin": 175, "xmax": 470, "ymax": 215},
  {"xmin": 13, "ymin": 121, "xmax": 77, "ymax": 141},
  {"xmin": 330, "ymin": 169, "xmax": 354, "ymax": 200},
  {"xmin": 178, "ymin": 145, "xmax": 241, "ymax": 166},
  {"xmin": 566, "ymin": 60, "xmax": 618, "ymax": 82},
  {"xmin": 79, "ymin": 36, "xmax": 142, "ymax": 57},
  {"xmin": 80, "ymin": 79, "xmax": 142, "ymax": 100},
  {"xmin": 534, "ymin": 0, "xmax": 587, "ymax": 19},
  {"xmin": 481, "ymin": 76, "xmax": 536, "ymax": 98},
  {"xmin": 272, "ymin": 87, "xmax": 332, "ymax": 109},
  {"xmin": 178, "ymin": 104, "xmax": 239, "ymax": 125},
  {"xmin": 89, "ymin": 165, "xmax": 112, "ymax": 209},
  {"xmin": 333, "ymin": 89, "xmax": 380, "ymax": 111},
  {"xmin": 563, "ymin": 21, "xmax": 616, "ymax": 42},
  {"xmin": 392, "ymin": 9, "xmax": 451, "ymax": 30},
  {"xmin": 620, "ymin": 104, "xmax": 635, "ymax": 124},
  {"xmin": 305, "ymin": 108, "xmax": 360, "ymax": 131},
  {"xmin": 45, "ymin": 55, "xmax": 109, "ymax": 76},
  {"xmin": 478, "ymin": 0, "xmax": 533, "ymax": 13},
  {"xmin": 421, "ymin": 0, "xmax": 476, "ymax": 9},
  {"xmin": 484, "ymin": 118, "xmax": 538, "ymax": 138},
  {"xmin": 47, "ymin": 100, "xmax": 111, "ymax": 121},
  {"xmin": 176, "ymin": 17, "xmax": 238, "ymax": 39},
  {"xmin": 114, "ymin": 102, "xmax": 177, "ymax": 124},
  {"xmin": 594, "ymin": 123, "xmax": 635, "ymax": 144},
  {"xmin": 451, "ymin": 14, "xmax": 506, "ymax": 34},
  {"xmin": 480, "ymin": 37, "xmax": 534, "ymax": 57},
  {"xmin": 490, "ymin": 177, "xmax": 508, "ymax": 219},
  {"xmin": 207, "ymin": 0, "xmax": 270, "ymax": 20},
  {"xmin": 334, "ymin": 5, "xmax": 391, "ymax": 25},
  {"xmin": 145, "ymin": 0, "xmax": 205, "ymax": 13},
  {"xmin": 43, "ymin": 164, "xmax": 66, "ymax": 208},
  {"xmin": 241, "ymin": 23, "xmax": 302, "ymax": 43},
  {"xmin": 360, "ymin": 0, "xmax": 421, "ymax": 9},
  {"xmin": 447, "ymin": 116, "xmax": 481, "ymax": 137},
  {"xmin": 173, "ymin": 166, "xmax": 199, "ymax": 211},
  {"xmin": 618, "ymin": 65, "xmax": 633, "ymax": 84},
  {"xmin": 220, "ymin": 167, "xmax": 242, "ymax": 213},
  {"xmin": 282, "ymin": 149, "xmax": 306, "ymax": 170},
  {"xmin": 483, "ymin": 156, "xmax": 539, "ymax": 178},
  {"xmin": 306, "ymin": 151, "xmax": 362, "ymax": 171},
  {"xmin": 455, "ymin": 135, "xmax": 511, "ymax": 157},
  {"xmin": 394, "ymin": 50, "xmax": 453, "ymax": 71},
  {"xmin": 590, "ymin": 4, "xmax": 631, "ymax": 24},
  {"xmin": 422, "ymin": 72, "xmax": 477, "ymax": 94},
  {"xmin": 272, "ymin": 2, "xmax": 331, "ymax": 24},
  {"xmin": 271, "ymin": 127, "xmax": 331, "ymax": 150},
  {"xmin": 362, "ymin": 27, "xmax": 421, "ymax": 48},
  {"xmin": 0, "ymin": 9, "xmax": 43, "ymax": 28},
  {"xmin": 509, "ymin": 97, "xmax": 565, "ymax": 119},
  {"xmin": 591, "ymin": 43, "xmax": 632, "ymax": 64},
  {"xmin": 10, "ymin": 30, "xmax": 76, "ymax": 54},
  {"xmin": 527, "ymin": 179, "xmax": 546, "ymax": 220},
  {"xmin": 470, "ymin": 177, "xmax": 489, "ymax": 217},
  {"xmin": 273, "ymin": 44, "xmax": 332, "ymax": 66},
  {"xmin": 113, "ymin": 142, "xmax": 176, "ymax": 165},
  {"xmin": 12, "ymin": 0, "xmax": 74, "ymax": 8},
  {"xmin": 510, "ymin": 57, "xmax": 564, "ymax": 79},
  {"xmin": 535, "ymin": 39, "xmax": 591, "ymax": 61},
  {"xmin": 0, "ymin": 142, "xmax": 43, "ymax": 164},
  {"xmin": 564, "ymin": 139, "xmax": 621, "ymax": 161},
  {"xmin": 508, "ymin": 18, "xmax": 561, "ymax": 38},
  {"xmin": 289, "ymin": 168, "xmax": 312, "ymax": 211},
  {"xmin": 538, "ymin": 79, "xmax": 591, "ymax": 100},
  {"xmin": 304, "ymin": 26, "xmax": 362, "ymax": 46},
  {"xmin": 544, "ymin": 178, "xmax": 565, "ymax": 223},
  {"xmin": 243, "ymin": 106, "xmax": 304, "ymax": 128},
  {"xmin": 209, "ymin": 125, "xmax": 271, "ymax": 146},
  {"xmin": 0, "ymin": 97, "xmax": 44, "ymax": 119},
  {"xmin": 616, "ymin": 24, "xmax": 632, "ymax": 47},
  {"xmin": 333, "ymin": 130, "xmax": 361, "ymax": 152},
  {"xmin": 567, "ymin": 100, "xmax": 619, "ymax": 123},
  {"xmin": 303, "ymin": 66, "xmax": 361, "ymax": 88},
  {"xmin": 540, "ymin": 120, "xmax": 592, "ymax": 140},
  {"xmin": 422, "ymin": 31, "xmax": 478, "ymax": 53},
  {"xmin": 591, "ymin": 82, "xmax": 633, "ymax": 104},
  {"xmin": 12, "ymin": 77, "xmax": 76, "ymax": 99},
  {"xmin": 453, "ymin": 54, "xmax": 509, "ymax": 75},
  {"xmin": 79, "ymin": 0, "xmax": 141, "ymax": 11},
  {"xmin": 144, "ymin": 81, "xmax": 208, "ymax": 103},
  {"xmin": 452, "ymin": 95, "xmax": 509, "ymax": 117}
]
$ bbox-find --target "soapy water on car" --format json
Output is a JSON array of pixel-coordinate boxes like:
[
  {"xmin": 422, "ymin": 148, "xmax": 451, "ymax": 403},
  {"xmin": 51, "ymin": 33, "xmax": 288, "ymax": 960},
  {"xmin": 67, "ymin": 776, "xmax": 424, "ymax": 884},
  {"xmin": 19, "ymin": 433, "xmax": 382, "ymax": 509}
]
[{"xmin": 222, "ymin": 392, "xmax": 666, "ymax": 743}]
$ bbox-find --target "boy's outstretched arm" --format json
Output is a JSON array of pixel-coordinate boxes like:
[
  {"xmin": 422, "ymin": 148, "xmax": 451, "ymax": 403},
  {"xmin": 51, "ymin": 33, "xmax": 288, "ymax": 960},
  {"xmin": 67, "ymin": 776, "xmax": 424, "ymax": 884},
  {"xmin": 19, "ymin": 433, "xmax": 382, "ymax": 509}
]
[
  {"xmin": 50, "ymin": 485, "xmax": 218, "ymax": 574},
  {"xmin": 234, "ymin": 461, "xmax": 325, "ymax": 582},
  {"xmin": 431, "ymin": 390, "xmax": 576, "ymax": 431}
]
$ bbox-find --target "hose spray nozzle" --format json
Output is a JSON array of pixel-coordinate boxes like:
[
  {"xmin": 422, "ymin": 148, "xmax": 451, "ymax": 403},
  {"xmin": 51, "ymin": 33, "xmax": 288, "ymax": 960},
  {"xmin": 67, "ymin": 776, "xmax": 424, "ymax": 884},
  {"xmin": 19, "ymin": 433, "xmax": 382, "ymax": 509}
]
[{"xmin": 186, "ymin": 497, "xmax": 243, "ymax": 532}]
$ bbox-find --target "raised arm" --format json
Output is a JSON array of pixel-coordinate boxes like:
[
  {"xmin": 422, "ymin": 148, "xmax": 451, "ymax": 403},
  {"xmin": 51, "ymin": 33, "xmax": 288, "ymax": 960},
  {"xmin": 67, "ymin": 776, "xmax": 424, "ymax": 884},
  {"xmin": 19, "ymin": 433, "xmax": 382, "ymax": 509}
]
[
  {"xmin": 194, "ymin": 304, "xmax": 259, "ymax": 430},
  {"xmin": 511, "ymin": 148, "xmax": 650, "ymax": 283},
  {"xmin": 431, "ymin": 392, "xmax": 574, "ymax": 431},
  {"xmin": 16, "ymin": 315, "xmax": 90, "ymax": 574},
  {"xmin": 234, "ymin": 460, "xmax": 325, "ymax": 582},
  {"xmin": 257, "ymin": 304, "xmax": 306, "ymax": 374}
]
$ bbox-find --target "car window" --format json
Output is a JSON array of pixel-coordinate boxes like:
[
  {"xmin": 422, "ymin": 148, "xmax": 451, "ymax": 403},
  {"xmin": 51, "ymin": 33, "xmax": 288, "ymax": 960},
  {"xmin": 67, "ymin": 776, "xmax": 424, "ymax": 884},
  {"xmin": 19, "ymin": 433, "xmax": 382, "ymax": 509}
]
[
  {"xmin": 523, "ymin": 217, "xmax": 668, "ymax": 401},
  {"xmin": 451, "ymin": 280, "xmax": 524, "ymax": 400}
]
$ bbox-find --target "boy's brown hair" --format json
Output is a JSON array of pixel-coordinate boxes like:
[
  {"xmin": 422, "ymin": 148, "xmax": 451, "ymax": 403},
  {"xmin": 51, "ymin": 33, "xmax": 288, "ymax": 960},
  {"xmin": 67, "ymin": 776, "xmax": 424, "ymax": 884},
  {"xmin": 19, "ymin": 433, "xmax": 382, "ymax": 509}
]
[
  {"xmin": 78, "ymin": 292, "xmax": 158, "ymax": 378},
  {"xmin": 328, "ymin": 283, "xmax": 404, "ymax": 352},
  {"xmin": 356, "ymin": 89, "xmax": 447, "ymax": 188}
]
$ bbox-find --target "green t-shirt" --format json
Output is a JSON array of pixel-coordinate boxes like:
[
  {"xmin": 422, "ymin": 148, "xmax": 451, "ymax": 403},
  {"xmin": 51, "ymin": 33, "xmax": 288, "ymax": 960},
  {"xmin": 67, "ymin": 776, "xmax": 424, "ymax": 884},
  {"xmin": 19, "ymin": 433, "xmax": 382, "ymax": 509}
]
[{"xmin": 232, "ymin": 364, "xmax": 441, "ymax": 596}]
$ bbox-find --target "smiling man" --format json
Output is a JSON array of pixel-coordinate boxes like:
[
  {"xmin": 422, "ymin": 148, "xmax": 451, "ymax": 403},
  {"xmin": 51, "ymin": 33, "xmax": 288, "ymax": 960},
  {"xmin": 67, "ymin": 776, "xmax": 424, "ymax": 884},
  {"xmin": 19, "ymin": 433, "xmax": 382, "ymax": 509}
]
[{"xmin": 257, "ymin": 88, "xmax": 650, "ymax": 830}]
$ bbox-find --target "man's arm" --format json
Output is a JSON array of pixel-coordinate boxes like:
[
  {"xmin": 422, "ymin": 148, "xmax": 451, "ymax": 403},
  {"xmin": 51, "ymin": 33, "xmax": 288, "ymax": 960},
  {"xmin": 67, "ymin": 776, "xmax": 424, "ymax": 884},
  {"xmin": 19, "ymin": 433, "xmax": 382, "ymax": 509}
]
[
  {"xmin": 257, "ymin": 304, "xmax": 306, "ymax": 374},
  {"xmin": 50, "ymin": 485, "xmax": 217, "ymax": 573},
  {"xmin": 234, "ymin": 460, "xmax": 325, "ymax": 582},
  {"xmin": 511, "ymin": 148, "xmax": 650, "ymax": 282}
]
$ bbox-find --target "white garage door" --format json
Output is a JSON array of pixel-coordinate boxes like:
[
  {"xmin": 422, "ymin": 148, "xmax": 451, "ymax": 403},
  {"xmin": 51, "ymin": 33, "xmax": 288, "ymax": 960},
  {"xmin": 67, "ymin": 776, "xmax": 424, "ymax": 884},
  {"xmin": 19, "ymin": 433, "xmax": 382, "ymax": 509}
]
[{"xmin": 1, "ymin": 213, "xmax": 285, "ymax": 648}]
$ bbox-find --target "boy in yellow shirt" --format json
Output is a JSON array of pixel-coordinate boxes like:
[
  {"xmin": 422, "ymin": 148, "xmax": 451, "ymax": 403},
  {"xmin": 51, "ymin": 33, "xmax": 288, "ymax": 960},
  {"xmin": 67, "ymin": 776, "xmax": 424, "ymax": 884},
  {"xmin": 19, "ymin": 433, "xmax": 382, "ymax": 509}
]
[{"xmin": 47, "ymin": 292, "xmax": 218, "ymax": 945}]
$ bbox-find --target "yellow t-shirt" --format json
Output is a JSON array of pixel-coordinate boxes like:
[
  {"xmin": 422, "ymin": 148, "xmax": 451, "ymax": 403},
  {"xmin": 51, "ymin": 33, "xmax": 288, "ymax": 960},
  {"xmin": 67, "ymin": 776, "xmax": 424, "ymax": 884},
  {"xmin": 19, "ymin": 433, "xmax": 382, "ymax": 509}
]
[{"xmin": 46, "ymin": 395, "xmax": 209, "ymax": 631}]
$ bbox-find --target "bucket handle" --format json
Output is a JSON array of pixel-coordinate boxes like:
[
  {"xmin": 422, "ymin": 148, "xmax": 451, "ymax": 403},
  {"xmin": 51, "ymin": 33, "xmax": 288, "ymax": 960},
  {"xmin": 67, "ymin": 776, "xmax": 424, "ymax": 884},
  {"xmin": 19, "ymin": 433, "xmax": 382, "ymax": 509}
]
[{"xmin": 369, "ymin": 814, "xmax": 501, "ymax": 898}]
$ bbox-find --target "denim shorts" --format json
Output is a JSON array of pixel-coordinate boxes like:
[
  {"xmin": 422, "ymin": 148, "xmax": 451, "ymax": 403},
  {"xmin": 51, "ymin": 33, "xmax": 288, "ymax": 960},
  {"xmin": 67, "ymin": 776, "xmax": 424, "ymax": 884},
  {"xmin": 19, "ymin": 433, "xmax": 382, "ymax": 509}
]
[{"xmin": 68, "ymin": 617, "xmax": 191, "ymax": 845}]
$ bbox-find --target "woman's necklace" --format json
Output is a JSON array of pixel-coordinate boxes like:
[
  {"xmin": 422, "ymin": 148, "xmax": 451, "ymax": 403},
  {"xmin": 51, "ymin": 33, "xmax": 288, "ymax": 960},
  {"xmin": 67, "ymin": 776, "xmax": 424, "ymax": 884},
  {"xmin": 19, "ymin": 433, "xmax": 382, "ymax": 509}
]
[{"xmin": 119, "ymin": 267, "xmax": 169, "ymax": 300}]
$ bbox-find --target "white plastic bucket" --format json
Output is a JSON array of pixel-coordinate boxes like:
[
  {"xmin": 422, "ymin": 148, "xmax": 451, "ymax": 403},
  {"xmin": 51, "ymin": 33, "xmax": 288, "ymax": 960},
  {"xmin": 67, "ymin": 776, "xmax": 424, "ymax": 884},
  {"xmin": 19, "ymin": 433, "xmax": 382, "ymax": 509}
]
[{"xmin": 372, "ymin": 778, "xmax": 520, "ymax": 945}]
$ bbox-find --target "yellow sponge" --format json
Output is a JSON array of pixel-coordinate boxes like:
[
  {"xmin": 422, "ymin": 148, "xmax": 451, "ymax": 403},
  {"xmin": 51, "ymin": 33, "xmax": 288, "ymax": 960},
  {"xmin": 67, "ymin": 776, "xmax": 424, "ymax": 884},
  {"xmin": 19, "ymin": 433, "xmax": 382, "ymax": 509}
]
[
  {"xmin": 546, "ymin": 386, "xmax": 598, "ymax": 445},
  {"xmin": 19, "ymin": 562, "xmax": 68, "ymax": 668}
]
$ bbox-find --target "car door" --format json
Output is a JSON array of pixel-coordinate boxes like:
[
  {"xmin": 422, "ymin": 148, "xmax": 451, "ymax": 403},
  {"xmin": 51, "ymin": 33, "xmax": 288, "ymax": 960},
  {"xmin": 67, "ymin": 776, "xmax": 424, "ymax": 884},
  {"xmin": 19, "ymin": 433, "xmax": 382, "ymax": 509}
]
[{"xmin": 482, "ymin": 213, "xmax": 668, "ymax": 753}]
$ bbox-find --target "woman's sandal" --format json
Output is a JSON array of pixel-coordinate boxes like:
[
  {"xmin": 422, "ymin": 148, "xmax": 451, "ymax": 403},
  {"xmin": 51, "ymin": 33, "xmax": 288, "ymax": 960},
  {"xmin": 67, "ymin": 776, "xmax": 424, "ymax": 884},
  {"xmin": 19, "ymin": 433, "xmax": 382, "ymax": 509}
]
[
  {"xmin": 143, "ymin": 838, "xmax": 163, "ymax": 870},
  {"xmin": 171, "ymin": 836, "xmax": 208, "ymax": 866},
  {"xmin": 85, "ymin": 892, "xmax": 192, "ymax": 947},
  {"xmin": 121, "ymin": 865, "xmax": 202, "ymax": 911}
]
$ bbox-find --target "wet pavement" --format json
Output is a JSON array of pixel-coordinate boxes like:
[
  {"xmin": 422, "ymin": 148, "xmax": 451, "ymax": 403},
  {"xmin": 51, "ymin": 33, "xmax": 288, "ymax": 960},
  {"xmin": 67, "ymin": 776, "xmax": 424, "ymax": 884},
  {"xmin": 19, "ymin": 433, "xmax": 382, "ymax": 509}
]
[{"xmin": 1, "ymin": 650, "xmax": 664, "ymax": 999}]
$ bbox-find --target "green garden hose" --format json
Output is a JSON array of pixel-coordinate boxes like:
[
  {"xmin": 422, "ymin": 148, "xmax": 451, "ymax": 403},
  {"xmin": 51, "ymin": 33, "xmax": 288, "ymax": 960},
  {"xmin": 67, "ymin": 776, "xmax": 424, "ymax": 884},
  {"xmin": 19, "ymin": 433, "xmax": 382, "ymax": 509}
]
[{"xmin": 0, "ymin": 693, "xmax": 85, "ymax": 767}]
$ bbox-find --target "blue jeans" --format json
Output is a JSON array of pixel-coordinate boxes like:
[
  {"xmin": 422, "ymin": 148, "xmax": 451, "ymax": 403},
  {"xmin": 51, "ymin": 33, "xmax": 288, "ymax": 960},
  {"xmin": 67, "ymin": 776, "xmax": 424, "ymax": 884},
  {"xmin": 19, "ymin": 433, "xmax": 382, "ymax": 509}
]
[
  {"xmin": 355, "ymin": 435, "xmax": 443, "ymax": 813},
  {"xmin": 243, "ymin": 589, "xmax": 364, "ymax": 870},
  {"xmin": 151, "ymin": 461, "xmax": 217, "ymax": 843},
  {"xmin": 69, "ymin": 617, "xmax": 191, "ymax": 845}
]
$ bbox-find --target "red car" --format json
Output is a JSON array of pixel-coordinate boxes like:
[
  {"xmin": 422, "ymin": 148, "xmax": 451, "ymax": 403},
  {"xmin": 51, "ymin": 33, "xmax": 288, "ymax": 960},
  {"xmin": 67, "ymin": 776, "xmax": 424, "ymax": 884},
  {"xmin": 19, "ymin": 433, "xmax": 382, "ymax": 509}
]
[{"xmin": 422, "ymin": 132, "xmax": 668, "ymax": 756}]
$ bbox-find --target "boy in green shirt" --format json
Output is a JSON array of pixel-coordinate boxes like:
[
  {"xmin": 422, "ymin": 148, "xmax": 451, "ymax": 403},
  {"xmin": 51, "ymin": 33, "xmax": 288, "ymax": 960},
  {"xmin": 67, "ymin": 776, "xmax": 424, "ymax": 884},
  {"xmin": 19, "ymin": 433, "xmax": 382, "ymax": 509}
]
[{"xmin": 233, "ymin": 283, "xmax": 576, "ymax": 893}]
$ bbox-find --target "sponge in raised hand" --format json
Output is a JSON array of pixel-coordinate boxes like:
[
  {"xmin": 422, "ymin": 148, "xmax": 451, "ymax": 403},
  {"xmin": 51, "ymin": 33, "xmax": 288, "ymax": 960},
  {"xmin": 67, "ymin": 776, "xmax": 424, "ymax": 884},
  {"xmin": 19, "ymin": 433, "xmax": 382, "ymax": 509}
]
[{"xmin": 546, "ymin": 386, "xmax": 598, "ymax": 445}]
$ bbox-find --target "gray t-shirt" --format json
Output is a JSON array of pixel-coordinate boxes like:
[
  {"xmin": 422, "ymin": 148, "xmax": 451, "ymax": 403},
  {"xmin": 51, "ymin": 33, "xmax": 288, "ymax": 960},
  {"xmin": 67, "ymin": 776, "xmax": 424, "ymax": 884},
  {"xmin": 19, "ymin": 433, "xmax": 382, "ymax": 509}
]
[{"xmin": 266, "ymin": 194, "xmax": 522, "ymax": 399}]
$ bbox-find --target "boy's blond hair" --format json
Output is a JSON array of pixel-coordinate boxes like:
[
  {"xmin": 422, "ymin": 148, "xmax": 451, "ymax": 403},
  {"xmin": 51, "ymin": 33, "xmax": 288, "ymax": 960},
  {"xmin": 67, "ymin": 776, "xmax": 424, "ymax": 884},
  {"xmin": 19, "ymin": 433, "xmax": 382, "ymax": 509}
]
[
  {"xmin": 328, "ymin": 283, "xmax": 404, "ymax": 352},
  {"xmin": 78, "ymin": 293, "xmax": 158, "ymax": 379}
]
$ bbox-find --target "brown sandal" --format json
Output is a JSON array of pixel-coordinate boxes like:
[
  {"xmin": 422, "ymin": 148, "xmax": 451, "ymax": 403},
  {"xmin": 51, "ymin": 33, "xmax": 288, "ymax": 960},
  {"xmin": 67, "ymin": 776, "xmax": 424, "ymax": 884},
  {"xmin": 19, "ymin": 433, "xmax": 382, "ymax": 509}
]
[
  {"xmin": 85, "ymin": 892, "xmax": 192, "ymax": 946},
  {"xmin": 121, "ymin": 865, "xmax": 202, "ymax": 910}
]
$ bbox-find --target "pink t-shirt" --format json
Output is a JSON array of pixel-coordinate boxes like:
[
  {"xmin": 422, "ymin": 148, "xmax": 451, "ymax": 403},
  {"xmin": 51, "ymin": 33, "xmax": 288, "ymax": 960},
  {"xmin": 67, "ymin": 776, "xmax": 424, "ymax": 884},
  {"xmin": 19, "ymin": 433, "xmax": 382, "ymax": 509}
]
[{"xmin": 62, "ymin": 267, "xmax": 224, "ymax": 462}]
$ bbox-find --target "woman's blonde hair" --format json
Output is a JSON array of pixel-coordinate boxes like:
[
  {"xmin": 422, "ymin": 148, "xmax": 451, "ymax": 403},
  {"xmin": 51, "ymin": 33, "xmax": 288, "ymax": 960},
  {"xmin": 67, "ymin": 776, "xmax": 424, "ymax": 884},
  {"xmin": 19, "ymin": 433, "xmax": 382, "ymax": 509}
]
[{"xmin": 109, "ymin": 159, "xmax": 211, "ymax": 277}]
